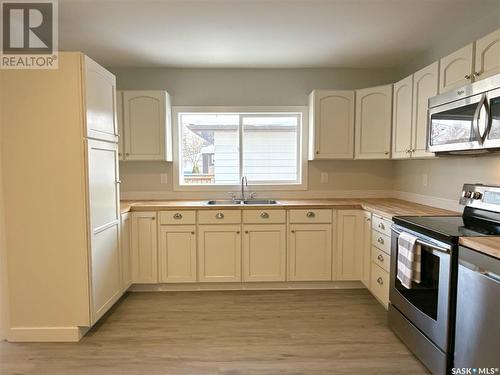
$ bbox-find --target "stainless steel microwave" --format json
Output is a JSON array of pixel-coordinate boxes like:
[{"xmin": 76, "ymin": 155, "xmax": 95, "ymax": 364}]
[{"xmin": 428, "ymin": 73, "xmax": 500, "ymax": 153}]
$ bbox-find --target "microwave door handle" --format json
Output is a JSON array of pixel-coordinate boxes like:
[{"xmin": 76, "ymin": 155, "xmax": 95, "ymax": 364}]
[{"xmin": 472, "ymin": 94, "xmax": 490, "ymax": 144}]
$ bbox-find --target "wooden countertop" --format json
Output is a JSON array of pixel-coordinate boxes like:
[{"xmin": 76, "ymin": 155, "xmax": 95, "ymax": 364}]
[
  {"xmin": 459, "ymin": 237, "xmax": 500, "ymax": 260},
  {"xmin": 120, "ymin": 198, "xmax": 458, "ymax": 219}
]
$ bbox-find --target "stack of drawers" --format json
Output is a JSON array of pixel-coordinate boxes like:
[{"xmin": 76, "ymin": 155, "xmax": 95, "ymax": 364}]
[{"xmin": 370, "ymin": 214, "xmax": 392, "ymax": 309}]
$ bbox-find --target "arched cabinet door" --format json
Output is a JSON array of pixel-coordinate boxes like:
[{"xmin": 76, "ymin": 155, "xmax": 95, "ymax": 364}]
[
  {"xmin": 122, "ymin": 91, "xmax": 172, "ymax": 161},
  {"xmin": 439, "ymin": 44, "xmax": 473, "ymax": 93},
  {"xmin": 391, "ymin": 75, "xmax": 413, "ymax": 159},
  {"xmin": 474, "ymin": 28, "xmax": 500, "ymax": 80},
  {"xmin": 308, "ymin": 90, "xmax": 355, "ymax": 159},
  {"xmin": 412, "ymin": 62, "xmax": 438, "ymax": 159},
  {"xmin": 354, "ymin": 85, "xmax": 393, "ymax": 159}
]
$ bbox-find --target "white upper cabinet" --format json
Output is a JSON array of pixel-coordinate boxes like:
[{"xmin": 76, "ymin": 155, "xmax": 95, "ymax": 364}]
[
  {"xmin": 308, "ymin": 90, "xmax": 355, "ymax": 159},
  {"xmin": 391, "ymin": 75, "xmax": 413, "ymax": 159},
  {"xmin": 84, "ymin": 56, "xmax": 118, "ymax": 143},
  {"xmin": 439, "ymin": 43, "xmax": 474, "ymax": 93},
  {"xmin": 474, "ymin": 28, "xmax": 500, "ymax": 80},
  {"xmin": 119, "ymin": 90, "xmax": 173, "ymax": 161},
  {"xmin": 412, "ymin": 62, "xmax": 438, "ymax": 158},
  {"xmin": 355, "ymin": 84, "xmax": 392, "ymax": 159}
]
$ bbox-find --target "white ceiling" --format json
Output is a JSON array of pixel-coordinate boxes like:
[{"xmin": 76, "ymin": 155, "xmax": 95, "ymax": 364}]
[{"xmin": 59, "ymin": 0, "xmax": 500, "ymax": 68}]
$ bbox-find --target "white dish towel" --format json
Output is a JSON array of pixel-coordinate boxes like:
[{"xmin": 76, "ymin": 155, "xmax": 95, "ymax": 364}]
[{"xmin": 397, "ymin": 232, "xmax": 422, "ymax": 289}]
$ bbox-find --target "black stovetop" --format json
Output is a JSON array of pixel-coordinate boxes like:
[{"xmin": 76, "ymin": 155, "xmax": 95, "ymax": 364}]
[{"xmin": 393, "ymin": 214, "xmax": 500, "ymax": 245}]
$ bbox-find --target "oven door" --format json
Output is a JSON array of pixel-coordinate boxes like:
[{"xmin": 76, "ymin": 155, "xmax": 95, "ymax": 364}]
[
  {"xmin": 390, "ymin": 226, "xmax": 454, "ymax": 352},
  {"xmin": 428, "ymin": 92, "xmax": 489, "ymax": 152}
]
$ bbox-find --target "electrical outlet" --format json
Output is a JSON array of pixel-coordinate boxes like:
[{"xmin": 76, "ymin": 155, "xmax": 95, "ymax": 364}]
[
  {"xmin": 320, "ymin": 172, "xmax": 329, "ymax": 184},
  {"xmin": 160, "ymin": 173, "xmax": 168, "ymax": 184},
  {"xmin": 422, "ymin": 173, "xmax": 428, "ymax": 187}
]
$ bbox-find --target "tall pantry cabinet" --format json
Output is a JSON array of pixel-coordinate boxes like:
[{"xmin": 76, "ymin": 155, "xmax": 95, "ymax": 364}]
[{"xmin": 0, "ymin": 52, "xmax": 122, "ymax": 342}]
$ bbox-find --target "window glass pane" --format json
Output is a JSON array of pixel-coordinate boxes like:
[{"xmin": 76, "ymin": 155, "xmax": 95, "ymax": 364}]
[
  {"xmin": 180, "ymin": 114, "xmax": 239, "ymax": 185},
  {"xmin": 242, "ymin": 116, "xmax": 299, "ymax": 182}
]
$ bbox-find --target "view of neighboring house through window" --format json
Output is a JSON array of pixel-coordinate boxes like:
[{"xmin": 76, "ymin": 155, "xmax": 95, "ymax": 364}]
[{"xmin": 179, "ymin": 112, "xmax": 302, "ymax": 186}]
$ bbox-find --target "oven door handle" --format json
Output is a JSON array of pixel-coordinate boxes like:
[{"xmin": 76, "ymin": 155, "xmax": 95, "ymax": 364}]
[{"xmin": 392, "ymin": 227, "xmax": 451, "ymax": 254}]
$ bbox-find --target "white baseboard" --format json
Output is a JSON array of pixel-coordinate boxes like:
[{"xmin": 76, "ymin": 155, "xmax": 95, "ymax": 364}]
[
  {"xmin": 8, "ymin": 326, "xmax": 87, "ymax": 342},
  {"xmin": 129, "ymin": 280, "xmax": 365, "ymax": 292},
  {"xmin": 121, "ymin": 189, "xmax": 393, "ymax": 201},
  {"xmin": 392, "ymin": 191, "xmax": 462, "ymax": 212}
]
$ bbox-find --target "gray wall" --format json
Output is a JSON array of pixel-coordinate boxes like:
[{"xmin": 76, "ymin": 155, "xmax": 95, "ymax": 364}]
[
  {"xmin": 392, "ymin": 9, "xmax": 500, "ymax": 200},
  {"xmin": 393, "ymin": 156, "xmax": 500, "ymax": 201},
  {"xmin": 398, "ymin": 6, "xmax": 500, "ymax": 77},
  {"xmin": 112, "ymin": 67, "xmax": 398, "ymax": 197},
  {"xmin": 111, "ymin": 67, "xmax": 398, "ymax": 107}
]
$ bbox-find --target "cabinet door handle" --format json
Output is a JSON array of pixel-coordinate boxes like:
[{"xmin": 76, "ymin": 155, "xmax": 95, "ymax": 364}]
[
  {"xmin": 260, "ymin": 212, "xmax": 269, "ymax": 219},
  {"xmin": 245, "ymin": 230, "xmax": 249, "ymax": 234},
  {"xmin": 473, "ymin": 71, "xmax": 481, "ymax": 78},
  {"xmin": 306, "ymin": 211, "xmax": 315, "ymax": 218},
  {"xmin": 191, "ymin": 231, "xmax": 195, "ymax": 235},
  {"xmin": 215, "ymin": 213, "xmax": 224, "ymax": 219},
  {"xmin": 378, "ymin": 222, "xmax": 385, "ymax": 230},
  {"xmin": 291, "ymin": 230, "xmax": 295, "ymax": 234},
  {"xmin": 236, "ymin": 231, "xmax": 240, "ymax": 234},
  {"xmin": 464, "ymin": 74, "xmax": 471, "ymax": 80},
  {"xmin": 151, "ymin": 217, "xmax": 155, "ymax": 221},
  {"xmin": 377, "ymin": 237, "xmax": 384, "ymax": 245},
  {"xmin": 377, "ymin": 254, "xmax": 384, "ymax": 262},
  {"xmin": 377, "ymin": 277, "xmax": 383, "ymax": 285},
  {"xmin": 173, "ymin": 213, "xmax": 183, "ymax": 220}
]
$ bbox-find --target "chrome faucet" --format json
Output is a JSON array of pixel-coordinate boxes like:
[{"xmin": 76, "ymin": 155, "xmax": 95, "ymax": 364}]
[{"xmin": 241, "ymin": 176, "xmax": 248, "ymax": 200}]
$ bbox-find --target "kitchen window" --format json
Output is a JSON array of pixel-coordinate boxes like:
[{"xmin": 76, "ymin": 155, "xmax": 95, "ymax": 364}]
[{"xmin": 174, "ymin": 107, "xmax": 307, "ymax": 190}]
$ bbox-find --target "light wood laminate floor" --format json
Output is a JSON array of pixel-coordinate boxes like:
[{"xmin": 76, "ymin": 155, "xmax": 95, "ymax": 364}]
[{"xmin": 0, "ymin": 290, "xmax": 428, "ymax": 374}]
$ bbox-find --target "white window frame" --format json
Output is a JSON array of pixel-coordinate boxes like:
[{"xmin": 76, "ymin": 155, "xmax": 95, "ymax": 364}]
[{"xmin": 173, "ymin": 106, "xmax": 308, "ymax": 191}]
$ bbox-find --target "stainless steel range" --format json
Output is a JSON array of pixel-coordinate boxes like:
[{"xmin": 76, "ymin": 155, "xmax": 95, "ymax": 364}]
[{"xmin": 388, "ymin": 184, "xmax": 500, "ymax": 374}]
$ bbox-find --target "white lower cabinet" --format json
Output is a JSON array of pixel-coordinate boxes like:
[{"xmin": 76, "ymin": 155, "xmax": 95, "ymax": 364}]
[
  {"xmin": 335, "ymin": 210, "xmax": 364, "ymax": 280},
  {"xmin": 159, "ymin": 225, "xmax": 197, "ymax": 283},
  {"xmin": 131, "ymin": 212, "xmax": 158, "ymax": 284},
  {"xmin": 288, "ymin": 224, "xmax": 332, "ymax": 281},
  {"xmin": 120, "ymin": 212, "xmax": 132, "ymax": 290},
  {"xmin": 368, "ymin": 214, "xmax": 392, "ymax": 309},
  {"xmin": 198, "ymin": 225, "xmax": 242, "ymax": 282},
  {"xmin": 362, "ymin": 211, "xmax": 372, "ymax": 288},
  {"xmin": 242, "ymin": 224, "xmax": 286, "ymax": 282}
]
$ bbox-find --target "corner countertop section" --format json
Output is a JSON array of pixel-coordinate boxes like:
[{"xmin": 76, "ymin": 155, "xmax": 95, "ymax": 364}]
[
  {"xmin": 459, "ymin": 237, "xmax": 500, "ymax": 260},
  {"xmin": 120, "ymin": 198, "xmax": 458, "ymax": 220}
]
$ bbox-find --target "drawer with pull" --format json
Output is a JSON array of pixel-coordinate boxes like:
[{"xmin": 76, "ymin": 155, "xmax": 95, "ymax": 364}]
[
  {"xmin": 159, "ymin": 210, "xmax": 196, "ymax": 225},
  {"xmin": 370, "ymin": 263, "xmax": 389, "ymax": 309},
  {"xmin": 371, "ymin": 246, "xmax": 390, "ymax": 272},
  {"xmin": 289, "ymin": 209, "xmax": 332, "ymax": 224},
  {"xmin": 372, "ymin": 214, "xmax": 392, "ymax": 237},
  {"xmin": 198, "ymin": 209, "xmax": 241, "ymax": 224},
  {"xmin": 243, "ymin": 209, "xmax": 286, "ymax": 224},
  {"xmin": 371, "ymin": 230, "xmax": 391, "ymax": 255}
]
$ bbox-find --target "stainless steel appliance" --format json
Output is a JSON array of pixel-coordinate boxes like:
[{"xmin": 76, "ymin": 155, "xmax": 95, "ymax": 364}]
[
  {"xmin": 455, "ymin": 245, "xmax": 499, "ymax": 369},
  {"xmin": 428, "ymin": 73, "xmax": 500, "ymax": 153},
  {"xmin": 388, "ymin": 183, "xmax": 500, "ymax": 374}
]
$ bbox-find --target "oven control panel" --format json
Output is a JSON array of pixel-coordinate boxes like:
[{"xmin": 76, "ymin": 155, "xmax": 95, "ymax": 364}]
[{"xmin": 460, "ymin": 183, "xmax": 500, "ymax": 212}]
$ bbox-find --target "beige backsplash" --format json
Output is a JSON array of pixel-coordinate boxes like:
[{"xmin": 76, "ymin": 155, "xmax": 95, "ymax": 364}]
[
  {"xmin": 393, "ymin": 154, "xmax": 500, "ymax": 201},
  {"xmin": 119, "ymin": 155, "xmax": 500, "ymax": 209},
  {"xmin": 119, "ymin": 160, "xmax": 395, "ymax": 199}
]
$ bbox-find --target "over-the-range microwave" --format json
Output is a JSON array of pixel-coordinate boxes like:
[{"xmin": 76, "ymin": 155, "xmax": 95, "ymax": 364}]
[{"xmin": 428, "ymin": 73, "xmax": 500, "ymax": 154}]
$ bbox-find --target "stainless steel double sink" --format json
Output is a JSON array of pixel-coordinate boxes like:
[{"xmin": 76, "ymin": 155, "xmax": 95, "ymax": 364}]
[{"xmin": 206, "ymin": 199, "xmax": 279, "ymax": 205}]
